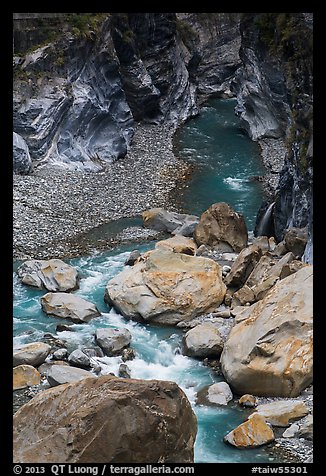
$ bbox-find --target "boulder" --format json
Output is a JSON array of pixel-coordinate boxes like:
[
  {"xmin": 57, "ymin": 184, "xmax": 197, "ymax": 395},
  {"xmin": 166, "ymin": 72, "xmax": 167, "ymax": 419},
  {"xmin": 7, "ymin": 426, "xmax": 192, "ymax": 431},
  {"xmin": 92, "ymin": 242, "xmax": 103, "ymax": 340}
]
[
  {"xmin": 194, "ymin": 202, "xmax": 248, "ymax": 252},
  {"xmin": 142, "ymin": 208, "xmax": 199, "ymax": 236},
  {"xmin": 46, "ymin": 364, "xmax": 95, "ymax": 387},
  {"xmin": 40, "ymin": 292, "xmax": 101, "ymax": 323},
  {"xmin": 121, "ymin": 348, "xmax": 136, "ymax": 362},
  {"xmin": 17, "ymin": 259, "xmax": 79, "ymax": 292},
  {"xmin": 196, "ymin": 381, "xmax": 233, "ymax": 406},
  {"xmin": 282, "ymin": 414, "xmax": 313, "ymax": 440},
  {"xmin": 13, "ymin": 365, "xmax": 41, "ymax": 390},
  {"xmin": 220, "ymin": 266, "xmax": 313, "ymax": 397},
  {"xmin": 183, "ymin": 323, "xmax": 224, "ymax": 358},
  {"xmin": 239, "ymin": 394, "xmax": 258, "ymax": 408},
  {"xmin": 232, "ymin": 285, "xmax": 255, "ymax": 306},
  {"xmin": 224, "ymin": 413, "xmax": 275, "ymax": 448},
  {"xmin": 252, "ymin": 236, "xmax": 270, "ymax": 253},
  {"xmin": 255, "ymin": 400, "xmax": 309, "ymax": 427},
  {"xmin": 224, "ymin": 244, "xmax": 263, "ymax": 288},
  {"xmin": 52, "ymin": 348, "xmax": 68, "ymax": 361},
  {"xmin": 13, "ymin": 342, "xmax": 51, "ymax": 367},
  {"xmin": 155, "ymin": 236, "xmax": 197, "ymax": 255},
  {"xmin": 118, "ymin": 363, "xmax": 131, "ymax": 378},
  {"xmin": 13, "ymin": 375, "xmax": 197, "ymax": 463},
  {"xmin": 95, "ymin": 328, "xmax": 132, "ymax": 356},
  {"xmin": 68, "ymin": 349, "xmax": 91, "ymax": 369},
  {"xmin": 13, "ymin": 132, "xmax": 33, "ymax": 174},
  {"xmin": 105, "ymin": 249, "xmax": 226, "ymax": 325},
  {"xmin": 38, "ymin": 361, "xmax": 69, "ymax": 377},
  {"xmin": 284, "ymin": 227, "xmax": 308, "ymax": 258},
  {"xmin": 124, "ymin": 250, "xmax": 141, "ymax": 266}
]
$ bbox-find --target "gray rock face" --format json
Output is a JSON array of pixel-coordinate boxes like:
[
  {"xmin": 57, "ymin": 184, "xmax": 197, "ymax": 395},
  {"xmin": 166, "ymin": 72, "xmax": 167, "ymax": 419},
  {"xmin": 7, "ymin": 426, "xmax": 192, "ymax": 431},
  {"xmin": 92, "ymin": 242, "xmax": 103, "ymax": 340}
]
[
  {"xmin": 13, "ymin": 132, "xmax": 33, "ymax": 174},
  {"xmin": 13, "ymin": 375, "xmax": 197, "ymax": 463},
  {"xmin": 95, "ymin": 328, "xmax": 132, "ymax": 356},
  {"xmin": 17, "ymin": 259, "xmax": 79, "ymax": 292},
  {"xmin": 13, "ymin": 342, "xmax": 51, "ymax": 367}
]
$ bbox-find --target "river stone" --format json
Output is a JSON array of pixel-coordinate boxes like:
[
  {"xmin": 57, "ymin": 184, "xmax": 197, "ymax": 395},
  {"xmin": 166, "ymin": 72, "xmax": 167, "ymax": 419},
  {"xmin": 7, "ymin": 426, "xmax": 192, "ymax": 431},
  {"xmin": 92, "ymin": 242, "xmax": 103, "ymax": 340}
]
[
  {"xmin": 13, "ymin": 131, "xmax": 33, "ymax": 174},
  {"xmin": 220, "ymin": 266, "xmax": 313, "ymax": 397},
  {"xmin": 232, "ymin": 285, "xmax": 255, "ymax": 306},
  {"xmin": 124, "ymin": 250, "xmax": 141, "ymax": 266},
  {"xmin": 183, "ymin": 323, "xmax": 224, "ymax": 358},
  {"xmin": 118, "ymin": 363, "xmax": 131, "ymax": 378},
  {"xmin": 40, "ymin": 292, "xmax": 101, "ymax": 323},
  {"xmin": 196, "ymin": 381, "xmax": 233, "ymax": 406},
  {"xmin": 68, "ymin": 349, "xmax": 91, "ymax": 369},
  {"xmin": 142, "ymin": 208, "xmax": 199, "ymax": 236},
  {"xmin": 46, "ymin": 364, "xmax": 94, "ymax": 387},
  {"xmin": 254, "ymin": 400, "xmax": 309, "ymax": 427},
  {"xmin": 121, "ymin": 348, "xmax": 136, "ymax": 362},
  {"xmin": 13, "ymin": 365, "xmax": 41, "ymax": 390},
  {"xmin": 52, "ymin": 348, "xmax": 69, "ymax": 361},
  {"xmin": 296, "ymin": 414, "xmax": 313, "ymax": 440},
  {"xmin": 224, "ymin": 244, "xmax": 263, "ymax": 289},
  {"xmin": 13, "ymin": 342, "xmax": 51, "ymax": 367},
  {"xmin": 224, "ymin": 413, "xmax": 275, "ymax": 448},
  {"xmin": 38, "ymin": 361, "xmax": 69, "ymax": 377},
  {"xmin": 13, "ymin": 375, "xmax": 197, "ymax": 463},
  {"xmin": 239, "ymin": 394, "xmax": 258, "ymax": 408},
  {"xmin": 155, "ymin": 235, "xmax": 197, "ymax": 255},
  {"xmin": 105, "ymin": 248, "xmax": 226, "ymax": 325},
  {"xmin": 194, "ymin": 202, "xmax": 248, "ymax": 252},
  {"xmin": 95, "ymin": 328, "xmax": 132, "ymax": 356},
  {"xmin": 17, "ymin": 259, "xmax": 79, "ymax": 292}
]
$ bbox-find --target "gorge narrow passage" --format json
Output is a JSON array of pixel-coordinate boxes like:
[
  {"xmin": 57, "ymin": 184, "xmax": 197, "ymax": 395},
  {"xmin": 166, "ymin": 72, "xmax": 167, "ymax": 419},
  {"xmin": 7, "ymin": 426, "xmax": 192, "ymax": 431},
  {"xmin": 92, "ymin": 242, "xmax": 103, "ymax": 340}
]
[{"xmin": 14, "ymin": 100, "xmax": 281, "ymax": 463}]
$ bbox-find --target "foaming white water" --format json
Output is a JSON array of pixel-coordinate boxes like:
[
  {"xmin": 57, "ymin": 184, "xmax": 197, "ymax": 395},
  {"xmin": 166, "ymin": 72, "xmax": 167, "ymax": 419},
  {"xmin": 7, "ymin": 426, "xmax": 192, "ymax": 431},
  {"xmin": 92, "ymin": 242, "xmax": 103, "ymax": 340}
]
[{"xmin": 223, "ymin": 176, "xmax": 248, "ymax": 191}]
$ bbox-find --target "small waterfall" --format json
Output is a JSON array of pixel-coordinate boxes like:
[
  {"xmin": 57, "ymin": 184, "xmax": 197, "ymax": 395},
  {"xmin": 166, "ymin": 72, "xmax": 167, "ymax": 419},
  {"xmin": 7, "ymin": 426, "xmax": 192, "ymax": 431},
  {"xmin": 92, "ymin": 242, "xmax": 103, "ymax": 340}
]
[{"xmin": 256, "ymin": 202, "xmax": 275, "ymax": 237}]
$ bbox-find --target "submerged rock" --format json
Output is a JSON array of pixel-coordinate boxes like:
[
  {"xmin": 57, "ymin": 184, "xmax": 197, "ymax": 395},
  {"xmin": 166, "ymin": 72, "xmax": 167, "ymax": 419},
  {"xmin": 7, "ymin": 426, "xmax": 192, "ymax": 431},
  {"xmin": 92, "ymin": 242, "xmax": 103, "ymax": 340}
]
[
  {"xmin": 224, "ymin": 413, "xmax": 275, "ymax": 448},
  {"xmin": 194, "ymin": 202, "xmax": 248, "ymax": 252},
  {"xmin": 105, "ymin": 248, "xmax": 226, "ymax": 325},
  {"xmin": 17, "ymin": 259, "xmax": 79, "ymax": 292},
  {"xmin": 40, "ymin": 292, "xmax": 101, "ymax": 323},
  {"xmin": 13, "ymin": 342, "xmax": 51, "ymax": 368},
  {"xmin": 13, "ymin": 375, "xmax": 197, "ymax": 463},
  {"xmin": 220, "ymin": 266, "xmax": 313, "ymax": 397}
]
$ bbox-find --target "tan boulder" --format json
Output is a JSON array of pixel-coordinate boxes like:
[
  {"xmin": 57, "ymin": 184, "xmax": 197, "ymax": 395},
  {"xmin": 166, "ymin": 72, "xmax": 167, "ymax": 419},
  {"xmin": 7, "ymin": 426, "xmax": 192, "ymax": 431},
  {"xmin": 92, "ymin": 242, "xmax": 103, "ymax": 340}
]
[
  {"xmin": 155, "ymin": 236, "xmax": 197, "ymax": 255},
  {"xmin": 13, "ymin": 375, "xmax": 197, "ymax": 463},
  {"xmin": 220, "ymin": 266, "xmax": 313, "ymax": 397},
  {"xmin": 13, "ymin": 365, "xmax": 41, "ymax": 390},
  {"xmin": 194, "ymin": 202, "xmax": 248, "ymax": 252},
  {"xmin": 239, "ymin": 394, "xmax": 258, "ymax": 408},
  {"xmin": 17, "ymin": 259, "xmax": 79, "ymax": 292},
  {"xmin": 224, "ymin": 413, "xmax": 274, "ymax": 448},
  {"xmin": 255, "ymin": 400, "xmax": 309, "ymax": 427},
  {"xmin": 40, "ymin": 292, "xmax": 101, "ymax": 323},
  {"xmin": 13, "ymin": 342, "xmax": 51, "ymax": 367},
  {"xmin": 224, "ymin": 244, "xmax": 262, "ymax": 288},
  {"xmin": 105, "ymin": 249, "xmax": 226, "ymax": 325}
]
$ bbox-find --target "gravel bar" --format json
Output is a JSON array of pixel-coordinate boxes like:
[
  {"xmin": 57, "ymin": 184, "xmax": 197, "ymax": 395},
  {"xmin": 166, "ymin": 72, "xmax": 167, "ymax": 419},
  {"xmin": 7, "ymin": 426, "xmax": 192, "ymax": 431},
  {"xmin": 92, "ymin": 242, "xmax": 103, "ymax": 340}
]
[{"xmin": 13, "ymin": 123, "xmax": 189, "ymax": 260}]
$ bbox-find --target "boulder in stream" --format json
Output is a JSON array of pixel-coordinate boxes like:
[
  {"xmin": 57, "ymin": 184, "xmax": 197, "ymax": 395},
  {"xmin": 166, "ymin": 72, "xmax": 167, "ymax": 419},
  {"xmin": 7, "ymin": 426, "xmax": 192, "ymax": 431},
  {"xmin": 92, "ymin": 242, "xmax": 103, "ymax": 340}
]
[
  {"xmin": 17, "ymin": 259, "xmax": 79, "ymax": 292},
  {"xmin": 40, "ymin": 292, "xmax": 101, "ymax": 323}
]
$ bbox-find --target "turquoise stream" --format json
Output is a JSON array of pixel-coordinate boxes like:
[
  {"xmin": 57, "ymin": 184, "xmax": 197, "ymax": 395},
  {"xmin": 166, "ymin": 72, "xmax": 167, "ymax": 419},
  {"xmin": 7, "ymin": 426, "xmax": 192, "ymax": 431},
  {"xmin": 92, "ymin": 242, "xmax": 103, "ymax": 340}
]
[
  {"xmin": 13, "ymin": 99, "xmax": 278, "ymax": 463},
  {"xmin": 174, "ymin": 98, "xmax": 265, "ymax": 230}
]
